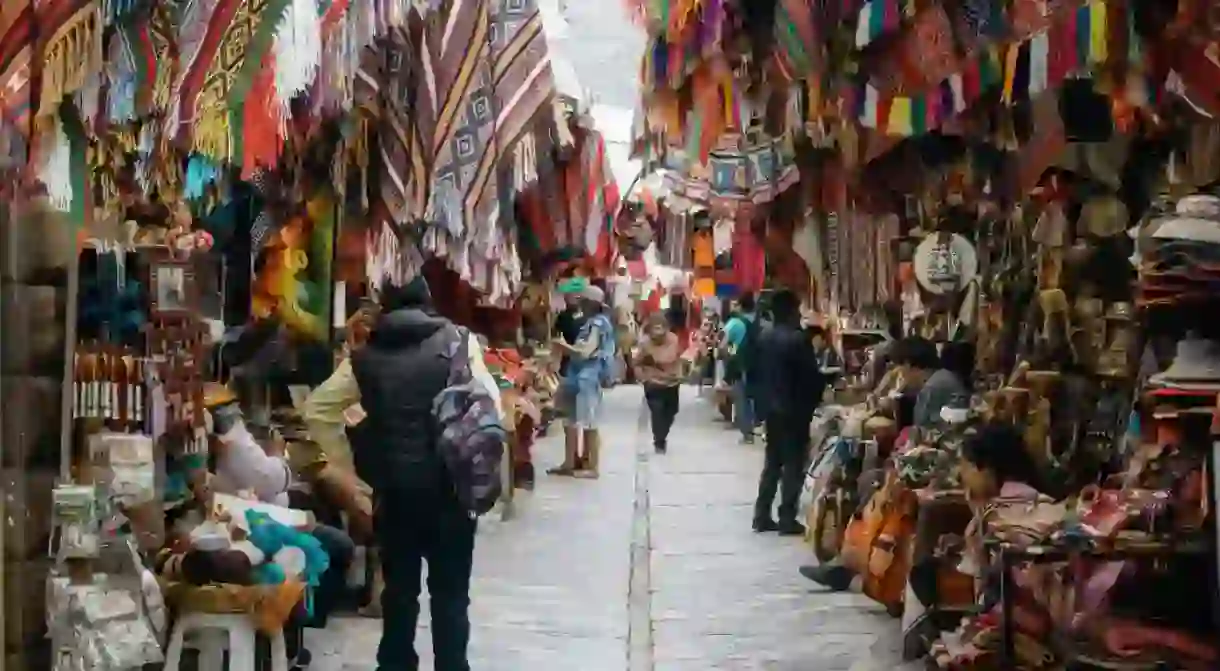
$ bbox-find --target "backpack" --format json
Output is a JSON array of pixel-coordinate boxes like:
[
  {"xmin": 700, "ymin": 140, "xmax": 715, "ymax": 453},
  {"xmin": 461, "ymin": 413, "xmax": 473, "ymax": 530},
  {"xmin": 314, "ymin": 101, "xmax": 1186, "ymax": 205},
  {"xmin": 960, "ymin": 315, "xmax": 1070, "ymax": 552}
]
[
  {"xmin": 724, "ymin": 316, "xmax": 759, "ymax": 384},
  {"xmin": 576, "ymin": 313, "xmax": 617, "ymax": 388},
  {"xmin": 432, "ymin": 327, "xmax": 507, "ymax": 516}
]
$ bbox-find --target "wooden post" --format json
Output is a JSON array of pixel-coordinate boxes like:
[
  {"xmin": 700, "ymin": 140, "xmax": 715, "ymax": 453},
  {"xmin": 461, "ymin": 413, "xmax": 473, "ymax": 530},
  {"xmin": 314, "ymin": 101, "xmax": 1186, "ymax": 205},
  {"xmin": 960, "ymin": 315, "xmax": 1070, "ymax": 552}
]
[{"xmin": 59, "ymin": 243, "xmax": 82, "ymax": 480}]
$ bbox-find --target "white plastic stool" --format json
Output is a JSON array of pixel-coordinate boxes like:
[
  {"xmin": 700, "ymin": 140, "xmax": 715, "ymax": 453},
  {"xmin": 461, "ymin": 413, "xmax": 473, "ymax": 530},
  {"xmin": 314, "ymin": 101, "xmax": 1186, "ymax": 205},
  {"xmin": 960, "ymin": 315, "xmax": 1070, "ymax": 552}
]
[{"xmin": 162, "ymin": 612, "xmax": 288, "ymax": 671}]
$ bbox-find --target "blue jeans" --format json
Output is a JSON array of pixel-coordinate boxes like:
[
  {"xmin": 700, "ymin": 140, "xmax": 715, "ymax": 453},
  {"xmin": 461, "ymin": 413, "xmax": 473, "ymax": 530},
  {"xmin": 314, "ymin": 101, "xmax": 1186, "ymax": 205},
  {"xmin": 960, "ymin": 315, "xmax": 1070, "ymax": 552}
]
[{"xmin": 732, "ymin": 381, "xmax": 756, "ymax": 439}]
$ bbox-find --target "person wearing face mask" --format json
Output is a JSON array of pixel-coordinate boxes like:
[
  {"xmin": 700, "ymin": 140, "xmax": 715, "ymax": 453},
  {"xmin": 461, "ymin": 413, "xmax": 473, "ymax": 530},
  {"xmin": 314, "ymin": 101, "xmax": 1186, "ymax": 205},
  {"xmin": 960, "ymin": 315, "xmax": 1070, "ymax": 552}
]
[
  {"xmin": 796, "ymin": 336, "xmax": 942, "ymax": 591},
  {"xmin": 550, "ymin": 285, "xmax": 616, "ymax": 479},
  {"xmin": 200, "ymin": 388, "xmax": 355, "ymax": 669},
  {"xmin": 635, "ymin": 313, "xmax": 684, "ymax": 453}
]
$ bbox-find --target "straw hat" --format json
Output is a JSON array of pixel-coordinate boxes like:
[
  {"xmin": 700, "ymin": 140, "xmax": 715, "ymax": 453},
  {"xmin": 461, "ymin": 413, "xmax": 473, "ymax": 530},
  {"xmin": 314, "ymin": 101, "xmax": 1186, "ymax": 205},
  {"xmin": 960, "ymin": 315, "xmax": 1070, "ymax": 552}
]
[{"xmin": 1149, "ymin": 338, "xmax": 1220, "ymax": 389}]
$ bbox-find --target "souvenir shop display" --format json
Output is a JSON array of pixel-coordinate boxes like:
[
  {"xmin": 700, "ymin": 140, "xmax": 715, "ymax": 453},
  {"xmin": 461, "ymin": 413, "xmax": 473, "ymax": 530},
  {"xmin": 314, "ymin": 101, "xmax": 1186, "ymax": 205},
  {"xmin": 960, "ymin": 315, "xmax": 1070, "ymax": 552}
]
[
  {"xmin": 0, "ymin": 0, "xmax": 581, "ymax": 661},
  {"xmin": 484, "ymin": 344, "xmax": 560, "ymax": 491},
  {"xmin": 47, "ymin": 540, "xmax": 165, "ymax": 671},
  {"xmin": 913, "ymin": 183, "xmax": 1220, "ymax": 670}
]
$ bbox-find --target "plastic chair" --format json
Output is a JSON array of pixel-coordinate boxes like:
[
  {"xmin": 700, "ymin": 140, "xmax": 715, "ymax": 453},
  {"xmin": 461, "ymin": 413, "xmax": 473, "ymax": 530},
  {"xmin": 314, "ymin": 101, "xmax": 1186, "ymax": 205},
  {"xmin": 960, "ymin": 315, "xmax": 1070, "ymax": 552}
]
[{"xmin": 163, "ymin": 612, "xmax": 287, "ymax": 671}]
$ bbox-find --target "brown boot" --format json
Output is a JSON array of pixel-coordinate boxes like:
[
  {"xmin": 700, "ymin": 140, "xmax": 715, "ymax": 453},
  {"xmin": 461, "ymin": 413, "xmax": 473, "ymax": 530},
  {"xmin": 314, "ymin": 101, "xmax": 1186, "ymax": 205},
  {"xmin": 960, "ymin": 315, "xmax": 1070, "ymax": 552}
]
[
  {"xmin": 574, "ymin": 429, "xmax": 600, "ymax": 479},
  {"xmin": 547, "ymin": 425, "xmax": 581, "ymax": 475}
]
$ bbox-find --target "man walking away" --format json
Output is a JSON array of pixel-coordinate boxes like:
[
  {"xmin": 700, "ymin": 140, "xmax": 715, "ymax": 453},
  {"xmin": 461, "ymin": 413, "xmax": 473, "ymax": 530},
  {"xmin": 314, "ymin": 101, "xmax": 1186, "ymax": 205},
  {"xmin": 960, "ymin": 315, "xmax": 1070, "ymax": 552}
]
[
  {"xmin": 752, "ymin": 290, "xmax": 824, "ymax": 535},
  {"xmin": 722, "ymin": 293, "xmax": 761, "ymax": 443},
  {"xmin": 304, "ymin": 276, "xmax": 504, "ymax": 671}
]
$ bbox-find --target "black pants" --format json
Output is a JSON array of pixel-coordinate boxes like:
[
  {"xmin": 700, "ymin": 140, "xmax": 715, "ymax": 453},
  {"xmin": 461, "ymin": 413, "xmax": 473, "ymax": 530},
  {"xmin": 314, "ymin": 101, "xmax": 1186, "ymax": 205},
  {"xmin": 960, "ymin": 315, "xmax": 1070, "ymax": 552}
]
[
  {"xmin": 644, "ymin": 384, "xmax": 680, "ymax": 448},
  {"xmin": 376, "ymin": 492, "xmax": 478, "ymax": 671},
  {"xmin": 754, "ymin": 413, "xmax": 811, "ymax": 524},
  {"xmin": 310, "ymin": 523, "xmax": 355, "ymax": 627}
]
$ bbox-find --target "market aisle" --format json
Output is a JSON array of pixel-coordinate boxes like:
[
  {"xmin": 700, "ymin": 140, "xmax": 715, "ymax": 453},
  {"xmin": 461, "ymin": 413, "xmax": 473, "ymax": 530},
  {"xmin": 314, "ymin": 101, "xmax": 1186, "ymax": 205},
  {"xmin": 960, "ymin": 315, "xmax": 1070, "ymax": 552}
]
[
  {"xmin": 646, "ymin": 388, "xmax": 891, "ymax": 670},
  {"xmin": 307, "ymin": 386, "xmax": 642, "ymax": 670},
  {"xmin": 307, "ymin": 385, "xmax": 897, "ymax": 669}
]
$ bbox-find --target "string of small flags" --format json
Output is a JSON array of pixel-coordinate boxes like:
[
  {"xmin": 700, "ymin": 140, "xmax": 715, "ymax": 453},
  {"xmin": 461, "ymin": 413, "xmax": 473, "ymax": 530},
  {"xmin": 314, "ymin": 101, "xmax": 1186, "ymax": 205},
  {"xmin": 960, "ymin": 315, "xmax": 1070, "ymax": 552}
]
[{"xmin": 855, "ymin": 0, "xmax": 1137, "ymax": 138}]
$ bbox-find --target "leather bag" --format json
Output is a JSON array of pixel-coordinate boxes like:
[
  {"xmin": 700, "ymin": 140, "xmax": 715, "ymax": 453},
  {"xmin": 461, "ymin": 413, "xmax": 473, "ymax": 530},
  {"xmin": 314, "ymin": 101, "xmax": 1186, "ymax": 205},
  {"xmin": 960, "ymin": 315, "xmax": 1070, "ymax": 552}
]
[{"xmin": 841, "ymin": 475, "xmax": 917, "ymax": 615}]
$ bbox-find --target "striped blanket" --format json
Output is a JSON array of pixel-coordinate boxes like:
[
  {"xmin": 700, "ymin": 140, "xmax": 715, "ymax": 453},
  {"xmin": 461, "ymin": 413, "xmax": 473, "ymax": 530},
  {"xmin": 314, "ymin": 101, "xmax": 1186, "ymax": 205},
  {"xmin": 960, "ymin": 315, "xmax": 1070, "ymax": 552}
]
[{"xmin": 375, "ymin": 0, "xmax": 554, "ymax": 234}]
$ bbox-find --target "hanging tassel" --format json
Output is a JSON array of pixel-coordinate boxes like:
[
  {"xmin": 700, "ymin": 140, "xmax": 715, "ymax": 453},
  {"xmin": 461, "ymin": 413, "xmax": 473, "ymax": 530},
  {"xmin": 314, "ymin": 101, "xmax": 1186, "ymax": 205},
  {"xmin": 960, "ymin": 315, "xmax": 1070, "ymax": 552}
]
[
  {"xmin": 37, "ymin": 116, "xmax": 74, "ymax": 211},
  {"xmin": 185, "ymin": 155, "xmax": 220, "ymax": 201},
  {"xmin": 39, "ymin": 7, "xmax": 103, "ymax": 118},
  {"xmin": 514, "ymin": 132, "xmax": 538, "ymax": 189},
  {"xmin": 273, "ymin": 0, "xmax": 322, "ymax": 115}
]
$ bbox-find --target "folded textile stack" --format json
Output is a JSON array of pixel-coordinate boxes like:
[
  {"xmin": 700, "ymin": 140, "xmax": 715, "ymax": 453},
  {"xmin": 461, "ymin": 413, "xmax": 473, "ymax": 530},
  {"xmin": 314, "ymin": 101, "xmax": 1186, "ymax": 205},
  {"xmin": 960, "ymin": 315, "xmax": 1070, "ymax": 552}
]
[{"xmin": 1136, "ymin": 194, "xmax": 1220, "ymax": 309}]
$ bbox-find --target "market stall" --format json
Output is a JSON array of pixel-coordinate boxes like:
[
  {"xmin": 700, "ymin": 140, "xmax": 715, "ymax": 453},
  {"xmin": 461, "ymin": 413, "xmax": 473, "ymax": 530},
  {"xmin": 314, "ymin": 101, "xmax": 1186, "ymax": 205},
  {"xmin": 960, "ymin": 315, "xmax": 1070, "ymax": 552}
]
[{"xmin": 0, "ymin": 0, "xmax": 576, "ymax": 663}]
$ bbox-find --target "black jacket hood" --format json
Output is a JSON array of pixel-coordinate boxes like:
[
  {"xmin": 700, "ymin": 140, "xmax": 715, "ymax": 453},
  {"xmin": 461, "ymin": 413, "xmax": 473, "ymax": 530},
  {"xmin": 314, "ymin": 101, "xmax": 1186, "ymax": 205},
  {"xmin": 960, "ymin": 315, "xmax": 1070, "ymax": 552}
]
[{"xmin": 368, "ymin": 308, "xmax": 449, "ymax": 350}]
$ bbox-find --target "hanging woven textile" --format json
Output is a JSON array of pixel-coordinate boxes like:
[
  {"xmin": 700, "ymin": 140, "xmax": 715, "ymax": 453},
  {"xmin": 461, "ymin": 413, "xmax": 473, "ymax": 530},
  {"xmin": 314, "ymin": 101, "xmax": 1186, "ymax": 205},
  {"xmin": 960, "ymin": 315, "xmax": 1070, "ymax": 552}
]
[
  {"xmin": 165, "ymin": 0, "xmax": 294, "ymax": 163},
  {"xmin": 419, "ymin": 0, "xmax": 556, "ymax": 238},
  {"xmin": 106, "ymin": 23, "xmax": 139, "ymax": 123},
  {"xmin": 371, "ymin": 26, "xmax": 427, "ymax": 227},
  {"xmin": 36, "ymin": 0, "xmax": 103, "ymax": 120}
]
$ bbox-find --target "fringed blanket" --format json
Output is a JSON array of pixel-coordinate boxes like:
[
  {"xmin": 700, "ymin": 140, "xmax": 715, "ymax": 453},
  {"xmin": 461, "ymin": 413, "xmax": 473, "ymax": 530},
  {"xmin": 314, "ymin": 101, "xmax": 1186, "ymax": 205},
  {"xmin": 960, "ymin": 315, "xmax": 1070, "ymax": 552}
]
[
  {"xmin": 773, "ymin": 0, "xmax": 820, "ymax": 82},
  {"xmin": 36, "ymin": 0, "xmax": 103, "ymax": 118},
  {"xmin": 166, "ymin": 0, "xmax": 292, "ymax": 164},
  {"xmin": 420, "ymin": 0, "xmax": 554, "ymax": 237}
]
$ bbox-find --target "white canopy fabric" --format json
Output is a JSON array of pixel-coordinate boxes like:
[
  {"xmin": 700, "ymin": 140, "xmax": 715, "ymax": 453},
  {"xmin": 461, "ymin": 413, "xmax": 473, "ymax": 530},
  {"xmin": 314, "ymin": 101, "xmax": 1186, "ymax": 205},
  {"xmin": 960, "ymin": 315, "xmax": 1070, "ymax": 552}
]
[{"xmin": 538, "ymin": 0, "xmax": 588, "ymax": 106}]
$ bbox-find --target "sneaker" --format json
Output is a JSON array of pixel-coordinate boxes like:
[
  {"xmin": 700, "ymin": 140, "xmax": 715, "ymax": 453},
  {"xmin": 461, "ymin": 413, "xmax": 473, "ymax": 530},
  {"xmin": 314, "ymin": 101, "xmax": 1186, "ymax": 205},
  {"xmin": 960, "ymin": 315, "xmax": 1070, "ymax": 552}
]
[
  {"xmin": 655, "ymin": 442, "xmax": 667, "ymax": 454},
  {"xmin": 798, "ymin": 564, "xmax": 854, "ymax": 591},
  {"xmin": 752, "ymin": 518, "xmax": 779, "ymax": 533},
  {"xmin": 777, "ymin": 520, "xmax": 807, "ymax": 537},
  {"xmin": 741, "ymin": 434, "xmax": 755, "ymax": 445}
]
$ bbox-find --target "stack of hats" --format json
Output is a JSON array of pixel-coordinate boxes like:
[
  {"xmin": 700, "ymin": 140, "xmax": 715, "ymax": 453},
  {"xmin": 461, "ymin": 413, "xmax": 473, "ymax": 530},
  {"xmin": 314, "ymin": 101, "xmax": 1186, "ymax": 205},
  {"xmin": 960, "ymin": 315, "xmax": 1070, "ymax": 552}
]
[
  {"xmin": 1136, "ymin": 194, "xmax": 1220, "ymax": 308},
  {"xmin": 1148, "ymin": 337, "xmax": 1220, "ymax": 392}
]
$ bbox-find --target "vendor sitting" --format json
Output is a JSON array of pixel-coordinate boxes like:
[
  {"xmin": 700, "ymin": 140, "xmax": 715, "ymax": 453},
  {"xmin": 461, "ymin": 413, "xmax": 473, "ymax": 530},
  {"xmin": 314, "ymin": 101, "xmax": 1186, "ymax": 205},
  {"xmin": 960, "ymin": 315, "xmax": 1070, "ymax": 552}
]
[
  {"xmin": 198, "ymin": 385, "xmax": 355, "ymax": 658},
  {"xmin": 798, "ymin": 337, "xmax": 962, "ymax": 591}
]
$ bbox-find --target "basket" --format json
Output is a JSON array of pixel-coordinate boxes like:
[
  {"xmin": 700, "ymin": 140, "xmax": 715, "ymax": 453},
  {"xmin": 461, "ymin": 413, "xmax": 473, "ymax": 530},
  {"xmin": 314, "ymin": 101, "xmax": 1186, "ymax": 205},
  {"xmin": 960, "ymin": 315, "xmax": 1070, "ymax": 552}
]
[{"xmin": 160, "ymin": 580, "xmax": 305, "ymax": 634}]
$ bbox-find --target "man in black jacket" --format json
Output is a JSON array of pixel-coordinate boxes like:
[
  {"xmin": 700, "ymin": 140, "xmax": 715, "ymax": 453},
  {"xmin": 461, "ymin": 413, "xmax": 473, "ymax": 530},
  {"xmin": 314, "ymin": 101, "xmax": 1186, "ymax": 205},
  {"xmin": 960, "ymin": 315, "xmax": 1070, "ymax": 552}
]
[
  {"xmin": 305, "ymin": 277, "xmax": 500, "ymax": 671},
  {"xmin": 751, "ymin": 290, "xmax": 824, "ymax": 535}
]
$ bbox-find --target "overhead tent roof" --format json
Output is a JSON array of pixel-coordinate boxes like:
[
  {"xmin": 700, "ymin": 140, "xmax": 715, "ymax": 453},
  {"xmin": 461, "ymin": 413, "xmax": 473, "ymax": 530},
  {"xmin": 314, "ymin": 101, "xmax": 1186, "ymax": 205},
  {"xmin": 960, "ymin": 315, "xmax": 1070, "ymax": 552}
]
[{"xmin": 538, "ymin": 0, "xmax": 588, "ymax": 107}]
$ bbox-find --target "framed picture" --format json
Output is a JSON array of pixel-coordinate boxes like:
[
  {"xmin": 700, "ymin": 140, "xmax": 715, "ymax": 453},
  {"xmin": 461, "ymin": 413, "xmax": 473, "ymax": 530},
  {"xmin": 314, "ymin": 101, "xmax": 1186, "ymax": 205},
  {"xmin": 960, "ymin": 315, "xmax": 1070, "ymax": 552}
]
[{"xmin": 148, "ymin": 256, "xmax": 196, "ymax": 319}]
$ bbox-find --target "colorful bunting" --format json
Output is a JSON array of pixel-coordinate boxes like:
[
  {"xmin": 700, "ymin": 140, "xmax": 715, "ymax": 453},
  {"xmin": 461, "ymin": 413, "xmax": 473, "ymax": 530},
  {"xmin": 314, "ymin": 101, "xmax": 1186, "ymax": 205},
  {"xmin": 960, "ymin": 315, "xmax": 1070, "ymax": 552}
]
[{"xmin": 856, "ymin": 0, "xmax": 1135, "ymax": 138}]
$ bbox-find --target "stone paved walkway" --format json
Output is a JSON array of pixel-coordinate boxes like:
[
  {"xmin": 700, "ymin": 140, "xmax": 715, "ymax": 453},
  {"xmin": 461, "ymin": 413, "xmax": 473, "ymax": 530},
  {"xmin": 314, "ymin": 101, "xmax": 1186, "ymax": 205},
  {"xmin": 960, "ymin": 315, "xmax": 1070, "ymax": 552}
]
[{"xmin": 307, "ymin": 386, "xmax": 899, "ymax": 670}]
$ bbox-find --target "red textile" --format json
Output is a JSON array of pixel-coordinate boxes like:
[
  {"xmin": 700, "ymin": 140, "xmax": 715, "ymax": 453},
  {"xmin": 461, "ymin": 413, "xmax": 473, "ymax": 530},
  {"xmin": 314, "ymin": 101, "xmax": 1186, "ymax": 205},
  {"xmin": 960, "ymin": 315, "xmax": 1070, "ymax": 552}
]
[{"xmin": 732, "ymin": 221, "xmax": 766, "ymax": 293}]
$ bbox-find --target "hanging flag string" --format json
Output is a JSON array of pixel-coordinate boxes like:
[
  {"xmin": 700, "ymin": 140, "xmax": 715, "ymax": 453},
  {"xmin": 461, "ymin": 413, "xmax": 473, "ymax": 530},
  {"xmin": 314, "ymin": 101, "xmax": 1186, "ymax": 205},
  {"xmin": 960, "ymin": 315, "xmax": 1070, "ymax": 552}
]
[{"xmin": 855, "ymin": 0, "xmax": 1133, "ymax": 138}]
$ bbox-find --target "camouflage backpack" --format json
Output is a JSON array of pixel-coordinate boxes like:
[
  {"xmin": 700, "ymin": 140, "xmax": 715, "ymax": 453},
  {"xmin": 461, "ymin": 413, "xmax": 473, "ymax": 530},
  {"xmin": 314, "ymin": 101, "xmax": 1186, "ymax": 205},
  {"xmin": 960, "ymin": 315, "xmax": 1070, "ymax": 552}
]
[{"xmin": 433, "ymin": 327, "xmax": 507, "ymax": 516}]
